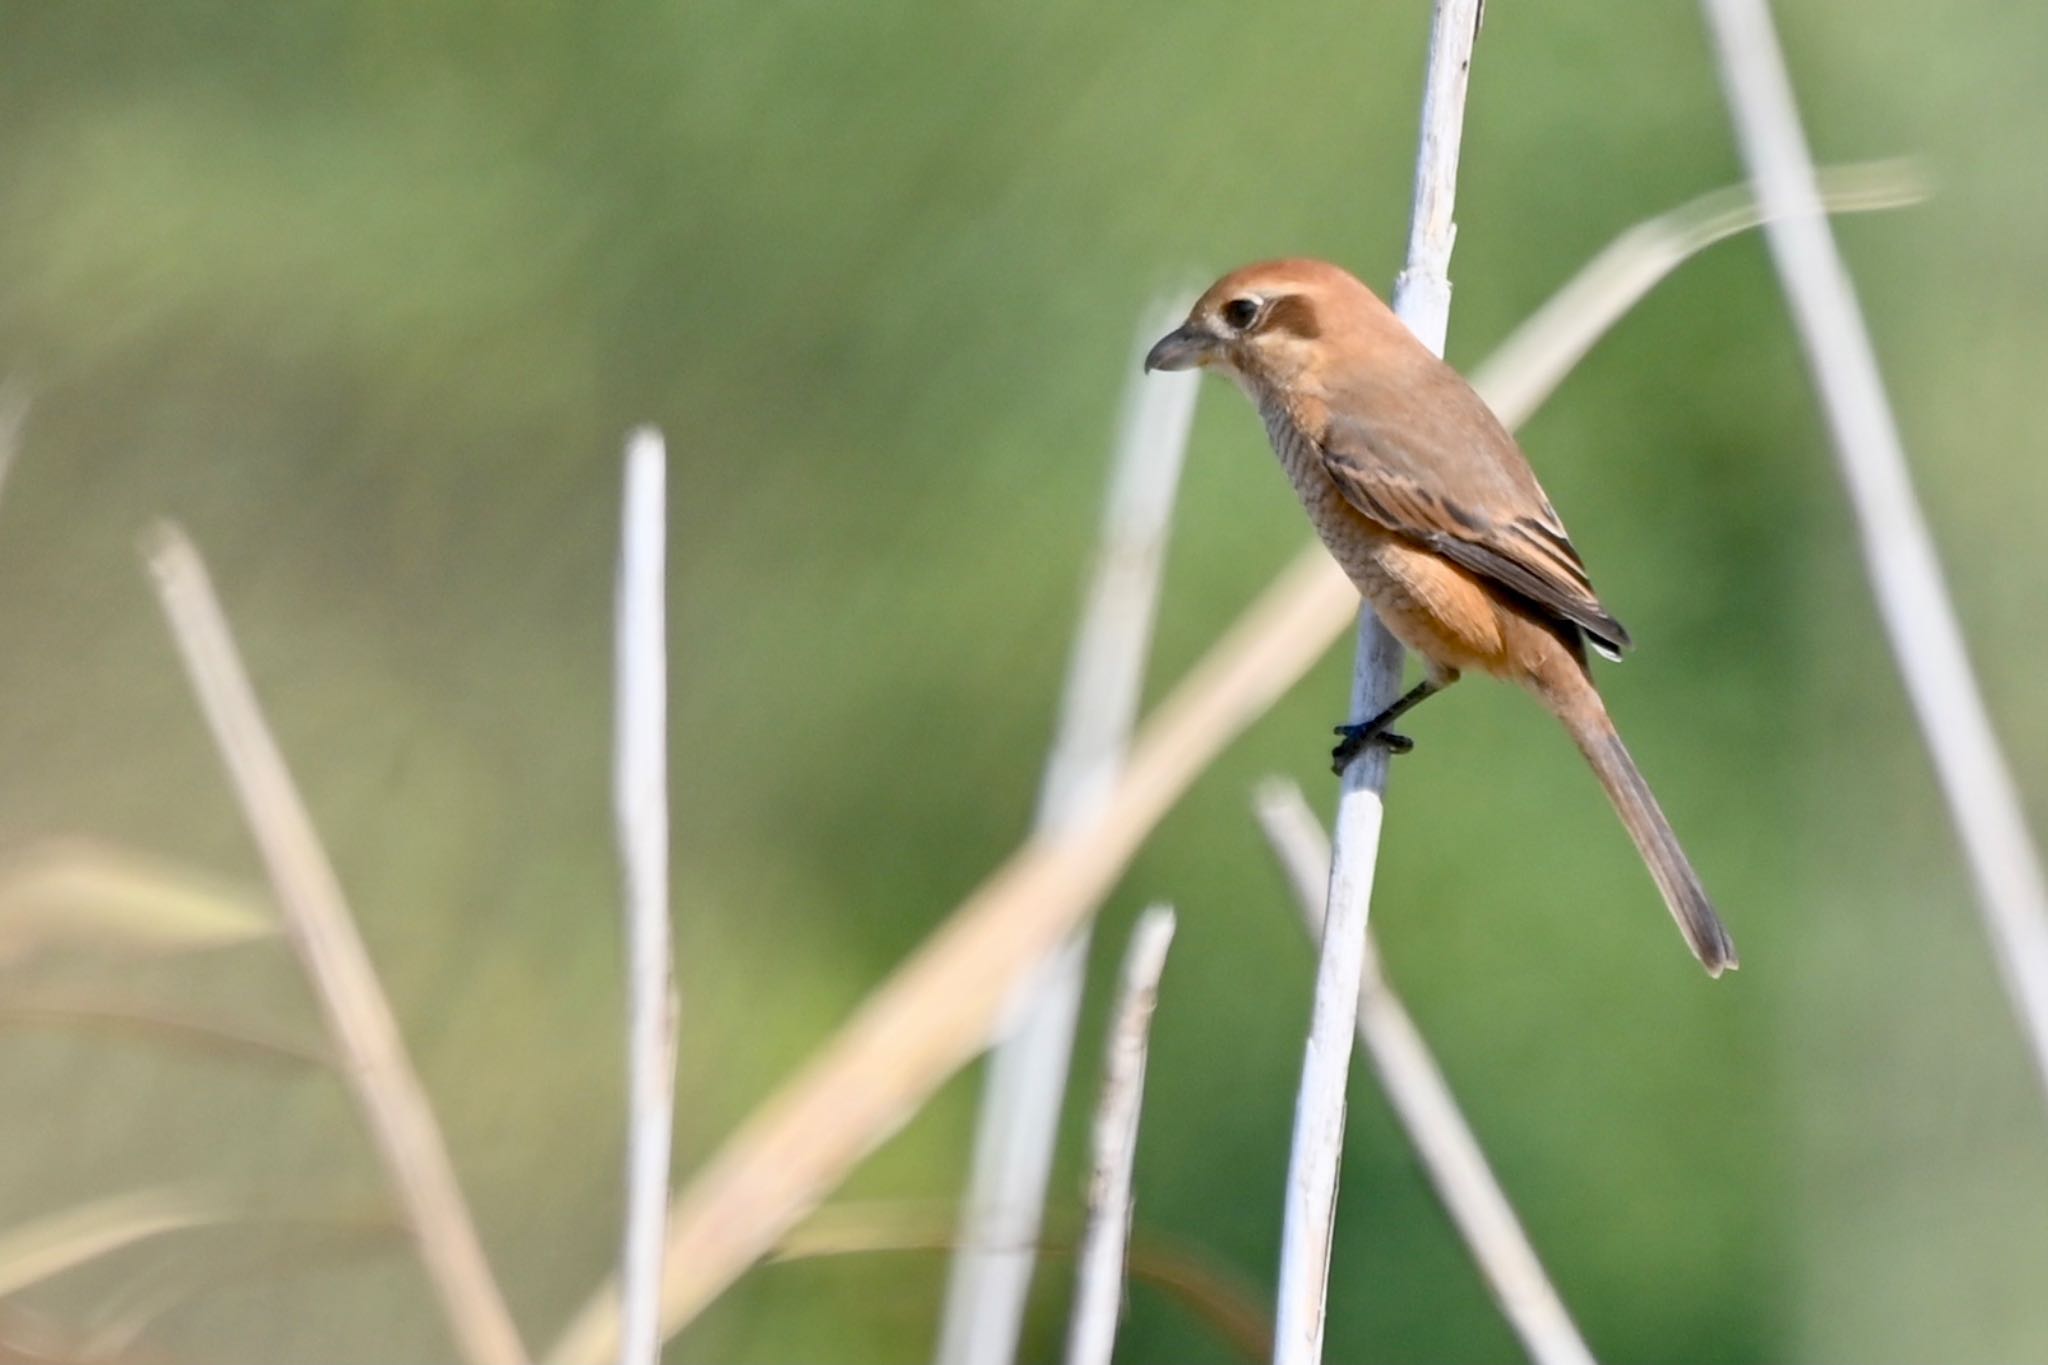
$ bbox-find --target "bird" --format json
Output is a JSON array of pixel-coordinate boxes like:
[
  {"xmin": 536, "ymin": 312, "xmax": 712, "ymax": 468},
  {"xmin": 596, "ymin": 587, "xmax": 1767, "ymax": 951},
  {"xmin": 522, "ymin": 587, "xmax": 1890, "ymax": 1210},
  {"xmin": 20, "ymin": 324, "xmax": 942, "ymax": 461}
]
[{"xmin": 1145, "ymin": 258, "xmax": 1736, "ymax": 976}]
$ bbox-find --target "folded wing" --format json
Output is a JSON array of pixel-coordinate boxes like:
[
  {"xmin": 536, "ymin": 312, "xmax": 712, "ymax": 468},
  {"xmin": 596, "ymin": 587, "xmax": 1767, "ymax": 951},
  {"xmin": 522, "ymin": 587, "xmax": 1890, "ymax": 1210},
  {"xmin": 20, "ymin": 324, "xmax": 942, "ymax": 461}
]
[{"xmin": 1314, "ymin": 364, "xmax": 1632, "ymax": 660}]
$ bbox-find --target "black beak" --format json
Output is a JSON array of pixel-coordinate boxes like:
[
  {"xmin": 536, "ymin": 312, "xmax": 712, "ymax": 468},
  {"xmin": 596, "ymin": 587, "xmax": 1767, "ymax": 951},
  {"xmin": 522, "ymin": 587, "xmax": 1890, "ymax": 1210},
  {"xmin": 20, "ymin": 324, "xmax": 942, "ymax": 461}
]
[{"xmin": 1143, "ymin": 323, "xmax": 1215, "ymax": 373}]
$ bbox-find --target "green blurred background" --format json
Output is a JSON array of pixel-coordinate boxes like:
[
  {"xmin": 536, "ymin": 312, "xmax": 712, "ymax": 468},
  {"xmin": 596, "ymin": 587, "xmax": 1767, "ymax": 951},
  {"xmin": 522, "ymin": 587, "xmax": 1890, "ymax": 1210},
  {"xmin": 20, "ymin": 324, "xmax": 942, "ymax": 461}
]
[{"xmin": 3, "ymin": 0, "xmax": 2047, "ymax": 1360}]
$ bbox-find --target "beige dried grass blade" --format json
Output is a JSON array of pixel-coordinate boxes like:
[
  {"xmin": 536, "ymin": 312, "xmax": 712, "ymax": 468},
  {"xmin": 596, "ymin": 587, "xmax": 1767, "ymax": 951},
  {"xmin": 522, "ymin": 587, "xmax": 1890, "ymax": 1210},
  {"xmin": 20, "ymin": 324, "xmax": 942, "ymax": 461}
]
[
  {"xmin": 0, "ymin": 1187, "xmax": 229, "ymax": 1300},
  {"xmin": 0, "ymin": 839, "xmax": 275, "ymax": 965},
  {"xmin": 544, "ymin": 165, "xmax": 1921, "ymax": 1364}
]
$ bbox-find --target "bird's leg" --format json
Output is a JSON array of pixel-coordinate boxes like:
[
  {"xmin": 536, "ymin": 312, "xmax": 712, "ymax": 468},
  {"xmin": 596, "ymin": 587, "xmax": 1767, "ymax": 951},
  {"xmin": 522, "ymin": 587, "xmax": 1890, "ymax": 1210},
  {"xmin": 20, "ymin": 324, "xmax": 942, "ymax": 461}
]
[{"xmin": 1331, "ymin": 677, "xmax": 1445, "ymax": 774}]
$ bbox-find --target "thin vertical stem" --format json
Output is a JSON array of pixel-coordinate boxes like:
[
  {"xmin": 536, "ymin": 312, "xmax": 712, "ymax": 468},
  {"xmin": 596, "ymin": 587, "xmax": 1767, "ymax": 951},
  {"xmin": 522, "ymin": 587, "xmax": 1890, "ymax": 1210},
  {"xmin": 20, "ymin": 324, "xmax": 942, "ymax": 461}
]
[
  {"xmin": 1256, "ymin": 781, "xmax": 1595, "ymax": 1365},
  {"xmin": 1063, "ymin": 907, "xmax": 1176, "ymax": 1365},
  {"xmin": 615, "ymin": 428, "xmax": 677, "ymax": 1365},
  {"xmin": 1273, "ymin": 4, "xmax": 1484, "ymax": 1362}
]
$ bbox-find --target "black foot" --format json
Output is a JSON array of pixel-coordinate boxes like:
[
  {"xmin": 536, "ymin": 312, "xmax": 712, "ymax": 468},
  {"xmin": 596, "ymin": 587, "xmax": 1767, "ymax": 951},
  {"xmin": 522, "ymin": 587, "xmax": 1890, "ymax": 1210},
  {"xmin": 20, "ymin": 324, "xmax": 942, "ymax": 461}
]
[{"xmin": 1331, "ymin": 722, "xmax": 1414, "ymax": 774}]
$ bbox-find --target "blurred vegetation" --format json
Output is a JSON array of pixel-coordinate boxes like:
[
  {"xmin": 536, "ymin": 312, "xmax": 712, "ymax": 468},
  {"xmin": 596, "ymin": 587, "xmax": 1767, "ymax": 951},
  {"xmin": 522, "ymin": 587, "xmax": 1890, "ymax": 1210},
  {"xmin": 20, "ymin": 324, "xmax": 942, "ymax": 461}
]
[{"xmin": 2, "ymin": 0, "xmax": 2047, "ymax": 1361}]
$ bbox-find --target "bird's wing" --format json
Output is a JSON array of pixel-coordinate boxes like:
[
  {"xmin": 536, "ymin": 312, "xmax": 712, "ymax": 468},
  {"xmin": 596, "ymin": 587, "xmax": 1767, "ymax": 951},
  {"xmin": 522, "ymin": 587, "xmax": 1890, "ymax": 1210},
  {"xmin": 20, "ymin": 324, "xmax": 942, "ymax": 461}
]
[{"xmin": 1314, "ymin": 363, "xmax": 1633, "ymax": 657}]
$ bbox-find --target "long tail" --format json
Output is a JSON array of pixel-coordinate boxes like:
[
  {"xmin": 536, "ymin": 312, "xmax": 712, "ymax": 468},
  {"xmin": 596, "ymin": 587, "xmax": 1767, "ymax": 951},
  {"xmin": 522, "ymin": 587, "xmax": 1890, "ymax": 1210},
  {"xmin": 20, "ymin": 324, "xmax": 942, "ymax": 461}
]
[{"xmin": 1556, "ymin": 686, "xmax": 1738, "ymax": 977}]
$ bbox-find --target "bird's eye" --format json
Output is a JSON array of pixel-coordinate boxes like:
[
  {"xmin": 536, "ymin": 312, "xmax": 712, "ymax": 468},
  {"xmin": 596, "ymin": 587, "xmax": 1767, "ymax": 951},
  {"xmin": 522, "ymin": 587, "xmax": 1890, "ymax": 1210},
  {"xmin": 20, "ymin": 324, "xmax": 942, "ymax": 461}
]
[{"xmin": 1221, "ymin": 297, "xmax": 1261, "ymax": 330}]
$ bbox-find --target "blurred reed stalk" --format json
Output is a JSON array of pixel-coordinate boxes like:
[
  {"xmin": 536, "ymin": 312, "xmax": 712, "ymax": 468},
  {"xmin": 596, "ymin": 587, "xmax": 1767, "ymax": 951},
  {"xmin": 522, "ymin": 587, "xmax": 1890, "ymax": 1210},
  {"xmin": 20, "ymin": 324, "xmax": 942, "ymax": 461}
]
[
  {"xmin": 541, "ymin": 167, "xmax": 1919, "ymax": 1365},
  {"xmin": 938, "ymin": 303, "xmax": 1199, "ymax": 1365},
  {"xmin": 1064, "ymin": 906, "xmax": 1175, "ymax": 1365},
  {"xmin": 0, "ymin": 380, "xmax": 26, "ymax": 512},
  {"xmin": 614, "ymin": 428, "xmax": 678, "ymax": 1365},
  {"xmin": 1254, "ymin": 781, "xmax": 1595, "ymax": 1365},
  {"xmin": 145, "ymin": 525, "xmax": 529, "ymax": 1365},
  {"xmin": 1699, "ymin": 0, "xmax": 2048, "ymax": 1104},
  {"xmin": 1272, "ymin": 3, "xmax": 1481, "ymax": 1360}
]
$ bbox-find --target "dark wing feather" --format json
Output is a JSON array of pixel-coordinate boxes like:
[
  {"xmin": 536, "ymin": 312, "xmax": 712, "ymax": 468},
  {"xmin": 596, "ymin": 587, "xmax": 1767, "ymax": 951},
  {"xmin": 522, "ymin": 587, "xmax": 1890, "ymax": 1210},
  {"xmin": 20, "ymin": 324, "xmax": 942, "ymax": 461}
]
[{"xmin": 1314, "ymin": 373, "xmax": 1633, "ymax": 658}]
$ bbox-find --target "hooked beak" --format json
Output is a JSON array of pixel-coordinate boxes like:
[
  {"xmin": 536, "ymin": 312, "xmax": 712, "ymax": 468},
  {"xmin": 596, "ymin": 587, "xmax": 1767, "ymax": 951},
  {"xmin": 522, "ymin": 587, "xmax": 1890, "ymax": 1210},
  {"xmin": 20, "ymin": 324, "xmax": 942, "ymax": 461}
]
[{"xmin": 1143, "ymin": 322, "xmax": 1218, "ymax": 373}]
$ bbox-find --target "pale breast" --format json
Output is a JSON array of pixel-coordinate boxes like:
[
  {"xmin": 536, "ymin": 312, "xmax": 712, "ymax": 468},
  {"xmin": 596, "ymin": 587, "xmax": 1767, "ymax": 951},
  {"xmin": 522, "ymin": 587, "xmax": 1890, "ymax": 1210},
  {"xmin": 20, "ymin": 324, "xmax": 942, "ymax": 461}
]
[{"xmin": 1256, "ymin": 396, "xmax": 1388, "ymax": 584}]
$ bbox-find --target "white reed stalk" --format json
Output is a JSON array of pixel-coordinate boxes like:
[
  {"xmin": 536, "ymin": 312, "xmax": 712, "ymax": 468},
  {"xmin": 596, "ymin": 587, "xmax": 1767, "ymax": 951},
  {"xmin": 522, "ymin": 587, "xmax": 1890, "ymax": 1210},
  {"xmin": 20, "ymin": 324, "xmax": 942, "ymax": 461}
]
[
  {"xmin": 144, "ymin": 525, "xmax": 528, "ymax": 1365},
  {"xmin": 938, "ymin": 302, "xmax": 1198, "ymax": 1365},
  {"xmin": 1255, "ymin": 781, "xmax": 1594, "ymax": 1365},
  {"xmin": 1699, "ymin": 0, "xmax": 2048, "ymax": 1101},
  {"xmin": 1063, "ymin": 906, "xmax": 1176, "ymax": 1365},
  {"xmin": 540, "ymin": 174, "xmax": 1916, "ymax": 1365},
  {"xmin": 1273, "ymin": 3, "xmax": 1483, "ymax": 1361},
  {"xmin": 615, "ymin": 429, "xmax": 677, "ymax": 1365}
]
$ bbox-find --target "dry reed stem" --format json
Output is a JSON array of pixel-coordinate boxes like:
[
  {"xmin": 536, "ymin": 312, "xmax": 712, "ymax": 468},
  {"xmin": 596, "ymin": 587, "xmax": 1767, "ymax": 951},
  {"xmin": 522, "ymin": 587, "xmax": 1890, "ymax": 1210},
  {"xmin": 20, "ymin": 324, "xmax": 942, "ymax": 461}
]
[
  {"xmin": 1064, "ymin": 906, "xmax": 1175, "ymax": 1365},
  {"xmin": 1273, "ymin": 4, "xmax": 1481, "ymax": 1359},
  {"xmin": 145, "ymin": 525, "xmax": 528, "ymax": 1365},
  {"xmin": 0, "ymin": 1187, "xmax": 230, "ymax": 1300},
  {"xmin": 541, "ymin": 167, "xmax": 1918, "ymax": 1365},
  {"xmin": 1255, "ymin": 780, "xmax": 1594, "ymax": 1365},
  {"xmin": 614, "ymin": 428, "xmax": 678, "ymax": 1365},
  {"xmin": 940, "ymin": 301, "xmax": 1199, "ymax": 1365},
  {"xmin": 1700, "ymin": 0, "xmax": 2048, "ymax": 1105}
]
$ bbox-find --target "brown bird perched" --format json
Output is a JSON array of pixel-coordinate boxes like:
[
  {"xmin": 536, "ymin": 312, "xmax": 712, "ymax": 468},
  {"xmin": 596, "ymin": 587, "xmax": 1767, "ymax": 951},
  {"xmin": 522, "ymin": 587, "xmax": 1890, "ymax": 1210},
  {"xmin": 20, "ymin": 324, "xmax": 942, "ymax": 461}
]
[{"xmin": 1146, "ymin": 258, "xmax": 1737, "ymax": 976}]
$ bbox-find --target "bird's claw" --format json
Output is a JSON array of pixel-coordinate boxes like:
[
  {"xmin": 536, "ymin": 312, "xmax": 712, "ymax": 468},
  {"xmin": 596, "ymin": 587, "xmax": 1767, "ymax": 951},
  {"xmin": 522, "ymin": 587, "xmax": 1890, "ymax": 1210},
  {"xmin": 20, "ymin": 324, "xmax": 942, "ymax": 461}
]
[{"xmin": 1331, "ymin": 722, "xmax": 1414, "ymax": 774}]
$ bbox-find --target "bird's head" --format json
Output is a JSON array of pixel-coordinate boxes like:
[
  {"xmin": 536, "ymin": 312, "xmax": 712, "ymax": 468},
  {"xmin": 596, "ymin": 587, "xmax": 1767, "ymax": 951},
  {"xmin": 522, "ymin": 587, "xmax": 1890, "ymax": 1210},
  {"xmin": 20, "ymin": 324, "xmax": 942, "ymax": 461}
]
[{"xmin": 1143, "ymin": 258, "xmax": 1391, "ymax": 392}]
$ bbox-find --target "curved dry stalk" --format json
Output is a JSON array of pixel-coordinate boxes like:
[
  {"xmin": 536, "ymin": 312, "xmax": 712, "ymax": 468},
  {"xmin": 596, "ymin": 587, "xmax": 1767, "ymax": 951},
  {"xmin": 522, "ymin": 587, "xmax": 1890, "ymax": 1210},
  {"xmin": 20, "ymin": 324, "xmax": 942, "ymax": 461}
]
[
  {"xmin": 1065, "ymin": 907, "xmax": 1176, "ymax": 1365},
  {"xmin": 0, "ymin": 1187, "xmax": 232, "ymax": 1300},
  {"xmin": 540, "ymin": 165, "xmax": 1919, "ymax": 1365},
  {"xmin": 941, "ymin": 304, "xmax": 1199, "ymax": 1365},
  {"xmin": 1255, "ymin": 781, "xmax": 1594, "ymax": 1365},
  {"xmin": 145, "ymin": 525, "xmax": 528, "ymax": 1365},
  {"xmin": 770, "ymin": 1203, "xmax": 1271, "ymax": 1363},
  {"xmin": 1474, "ymin": 159, "xmax": 1924, "ymax": 422}
]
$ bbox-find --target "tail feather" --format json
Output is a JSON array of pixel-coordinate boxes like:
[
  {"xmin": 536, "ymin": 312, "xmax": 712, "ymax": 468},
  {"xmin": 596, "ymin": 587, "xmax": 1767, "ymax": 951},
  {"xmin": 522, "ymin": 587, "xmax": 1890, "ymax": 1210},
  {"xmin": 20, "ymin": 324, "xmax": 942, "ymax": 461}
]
[{"xmin": 1560, "ymin": 693, "xmax": 1738, "ymax": 977}]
